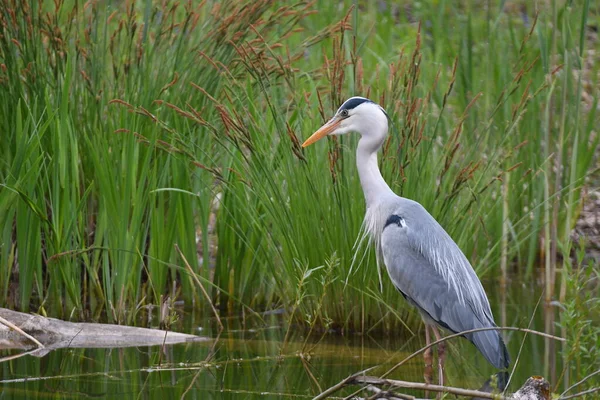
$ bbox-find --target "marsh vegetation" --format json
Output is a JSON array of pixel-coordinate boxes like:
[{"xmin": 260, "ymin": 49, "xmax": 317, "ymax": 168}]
[{"xmin": 0, "ymin": 0, "xmax": 598, "ymax": 397}]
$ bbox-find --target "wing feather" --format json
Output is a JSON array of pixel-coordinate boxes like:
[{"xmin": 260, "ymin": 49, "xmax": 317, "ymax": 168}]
[{"xmin": 380, "ymin": 199, "xmax": 509, "ymax": 369}]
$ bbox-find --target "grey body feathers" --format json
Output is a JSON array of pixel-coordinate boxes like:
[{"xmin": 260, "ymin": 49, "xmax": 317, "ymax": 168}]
[{"xmin": 376, "ymin": 197, "xmax": 510, "ymax": 369}]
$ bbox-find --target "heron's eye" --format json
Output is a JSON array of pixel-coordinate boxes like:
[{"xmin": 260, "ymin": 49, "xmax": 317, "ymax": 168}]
[{"xmin": 339, "ymin": 109, "xmax": 349, "ymax": 118}]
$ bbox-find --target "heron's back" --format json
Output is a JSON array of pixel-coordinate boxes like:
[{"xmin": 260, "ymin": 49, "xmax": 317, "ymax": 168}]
[{"xmin": 378, "ymin": 197, "xmax": 510, "ymax": 369}]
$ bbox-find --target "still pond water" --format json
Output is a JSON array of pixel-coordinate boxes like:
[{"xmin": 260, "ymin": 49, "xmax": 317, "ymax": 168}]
[{"xmin": 0, "ymin": 281, "xmax": 563, "ymax": 399}]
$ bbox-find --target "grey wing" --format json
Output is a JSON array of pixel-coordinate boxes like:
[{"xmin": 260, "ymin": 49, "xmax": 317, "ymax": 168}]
[{"xmin": 381, "ymin": 200, "xmax": 509, "ymax": 369}]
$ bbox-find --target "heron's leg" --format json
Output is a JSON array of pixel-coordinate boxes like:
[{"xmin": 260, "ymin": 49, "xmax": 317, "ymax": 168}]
[
  {"xmin": 423, "ymin": 325, "xmax": 433, "ymax": 385},
  {"xmin": 431, "ymin": 325, "xmax": 445, "ymax": 387}
]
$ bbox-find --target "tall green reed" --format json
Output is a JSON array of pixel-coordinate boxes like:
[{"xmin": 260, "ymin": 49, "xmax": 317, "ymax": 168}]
[
  {"xmin": 0, "ymin": 0, "xmax": 319, "ymax": 322},
  {"xmin": 0, "ymin": 0, "xmax": 596, "ymax": 334},
  {"xmin": 181, "ymin": 1, "xmax": 597, "ymax": 332}
]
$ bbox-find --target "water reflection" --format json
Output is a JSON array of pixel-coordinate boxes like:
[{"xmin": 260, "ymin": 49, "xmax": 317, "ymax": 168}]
[{"xmin": 0, "ymin": 280, "xmax": 564, "ymax": 399}]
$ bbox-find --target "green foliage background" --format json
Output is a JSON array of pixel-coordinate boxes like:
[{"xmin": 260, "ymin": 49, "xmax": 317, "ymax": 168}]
[{"xmin": 0, "ymin": 0, "xmax": 597, "ymax": 343}]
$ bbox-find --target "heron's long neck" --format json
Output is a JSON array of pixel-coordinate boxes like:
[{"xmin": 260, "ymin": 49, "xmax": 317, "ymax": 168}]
[{"xmin": 356, "ymin": 137, "xmax": 394, "ymax": 207}]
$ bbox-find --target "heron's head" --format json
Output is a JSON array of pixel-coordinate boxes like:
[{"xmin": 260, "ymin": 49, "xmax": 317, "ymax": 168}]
[{"xmin": 302, "ymin": 97, "xmax": 389, "ymax": 148}]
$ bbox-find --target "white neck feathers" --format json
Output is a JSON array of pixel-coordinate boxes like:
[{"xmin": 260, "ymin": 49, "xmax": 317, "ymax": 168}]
[{"xmin": 356, "ymin": 136, "xmax": 394, "ymax": 208}]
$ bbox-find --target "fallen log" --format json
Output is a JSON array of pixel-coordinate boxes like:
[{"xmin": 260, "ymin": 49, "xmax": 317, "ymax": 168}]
[
  {"xmin": 0, "ymin": 307, "xmax": 209, "ymax": 357},
  {"xmin": 348, "ymin": 375, "xmax": 550, "ymax": 400}
]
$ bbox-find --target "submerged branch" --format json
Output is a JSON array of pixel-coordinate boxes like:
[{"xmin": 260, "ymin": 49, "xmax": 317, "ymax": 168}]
[
  {"xmin": 316, "ymin": 375, "xmax": 551, "ymax": 400},
  {"xmin": 350, "ymin": 375, "xmax": 505, "ymax": 399},
  {"xmin": 315, "ymin": 326, "xmax": 563, "ymax": 400}
]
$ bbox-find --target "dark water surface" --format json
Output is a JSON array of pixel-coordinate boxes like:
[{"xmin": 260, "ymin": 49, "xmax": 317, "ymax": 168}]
[{"xmin": 0, "ymin": 281, "xmax": 563, "ymax": 399}]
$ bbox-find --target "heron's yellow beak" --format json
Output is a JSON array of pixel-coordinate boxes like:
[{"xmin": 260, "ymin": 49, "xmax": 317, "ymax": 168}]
[{"xmin": 302, "ymin": 117, "xmax": 342, "ymax": 147}]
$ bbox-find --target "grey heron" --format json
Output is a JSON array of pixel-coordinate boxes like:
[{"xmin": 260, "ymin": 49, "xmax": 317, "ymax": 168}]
[{"xmin": 302, "ymin": 97, "xmax": 510, "ymax": 383}]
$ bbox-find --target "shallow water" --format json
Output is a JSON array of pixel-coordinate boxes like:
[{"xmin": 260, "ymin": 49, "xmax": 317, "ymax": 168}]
[{"xmin": 0, "ymin": 280, "xmax": 564, "ymax": 399}]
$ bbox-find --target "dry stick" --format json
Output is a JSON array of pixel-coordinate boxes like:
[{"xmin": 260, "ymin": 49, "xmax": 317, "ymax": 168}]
[
  {"xmin": 559, "ymin": 369, "xmax": 600, "ymax": 398},
  {"xmin": 0, "ymin": 349, "xmax": 42, "ymax": 363},
  {"xmin": 559, "ymin": 387, "xmax": 600, "ymax": 400},
  {"xmin": 175, "ymin": 244, "xmax": 224, "ymax": 330},
  {"xmin": 312, "ymin": 367, "xmax": 380, "ymax": 400},
  {"xmin": 0, "ymin": 315, "xmax": 45, "ymax": 349},
  {"xmin": 505, "ymin": 292, "xmax": 545, "ymax": 394},
  {"xmin": 180, "ymin": 333, "xmax": 221, "ymax": 400},
  {"xmin": 300, "ymin": 355, "xmax": 323, "ymax": 393},
  {"xmin": 351, "ymin": 376, "xmax": 506, "ymax": 399},
  {"xmin": 314, "ymin": 326, "xmax": 564, "ymax": 400},
  {"xmin": 363, "ymin": 382, "xmax": 414, "ymax": 400}
]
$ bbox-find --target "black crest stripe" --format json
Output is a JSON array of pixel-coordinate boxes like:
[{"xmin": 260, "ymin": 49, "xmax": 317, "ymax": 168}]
[{"xmin": 339, "ymin": 97, "xmax": 372, "ymax": 111}]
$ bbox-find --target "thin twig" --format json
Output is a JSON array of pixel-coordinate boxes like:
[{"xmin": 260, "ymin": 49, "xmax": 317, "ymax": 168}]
[
  {"xmin": 559, "ymin": 369, "xmax": 600, "ymax": 397},
  {"xmin": 0, "ymin": 348, "xmax": 42, "ymax": 363},
  {"xmin": 312, "ymin": 372, "xmax": 365, "ymax": 400},
  {"xmin": 0, "ymin": 315, "xmax": 45, "ymax": 349},
  {"xmin": 351, "ymin": 376, "xmax": 508, "ymax": 399},
  {"xmin": 175, "ymin": 244, "xmax": 224, "ymax": 330},
  {"xmin": 559, "ymin": 386, "xmax": 600, "ymax": 400},
  {"xmin": 180, "ymin": 367, "xmax": 205, "ymax": 399},
  {"xmin": 300, "ymin": 354, "xmax": 323, "ymax": 393},
  {"xmin": 364, "ymin": 382, "xmax": 413, "ymax": 399},
  {"xmin": 316, "ymin": 326, "xmax": 564, "ymax": 400},
  {"xmin": 505, "ymin": 292, "xmax": 544, "ymax": 393}
]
